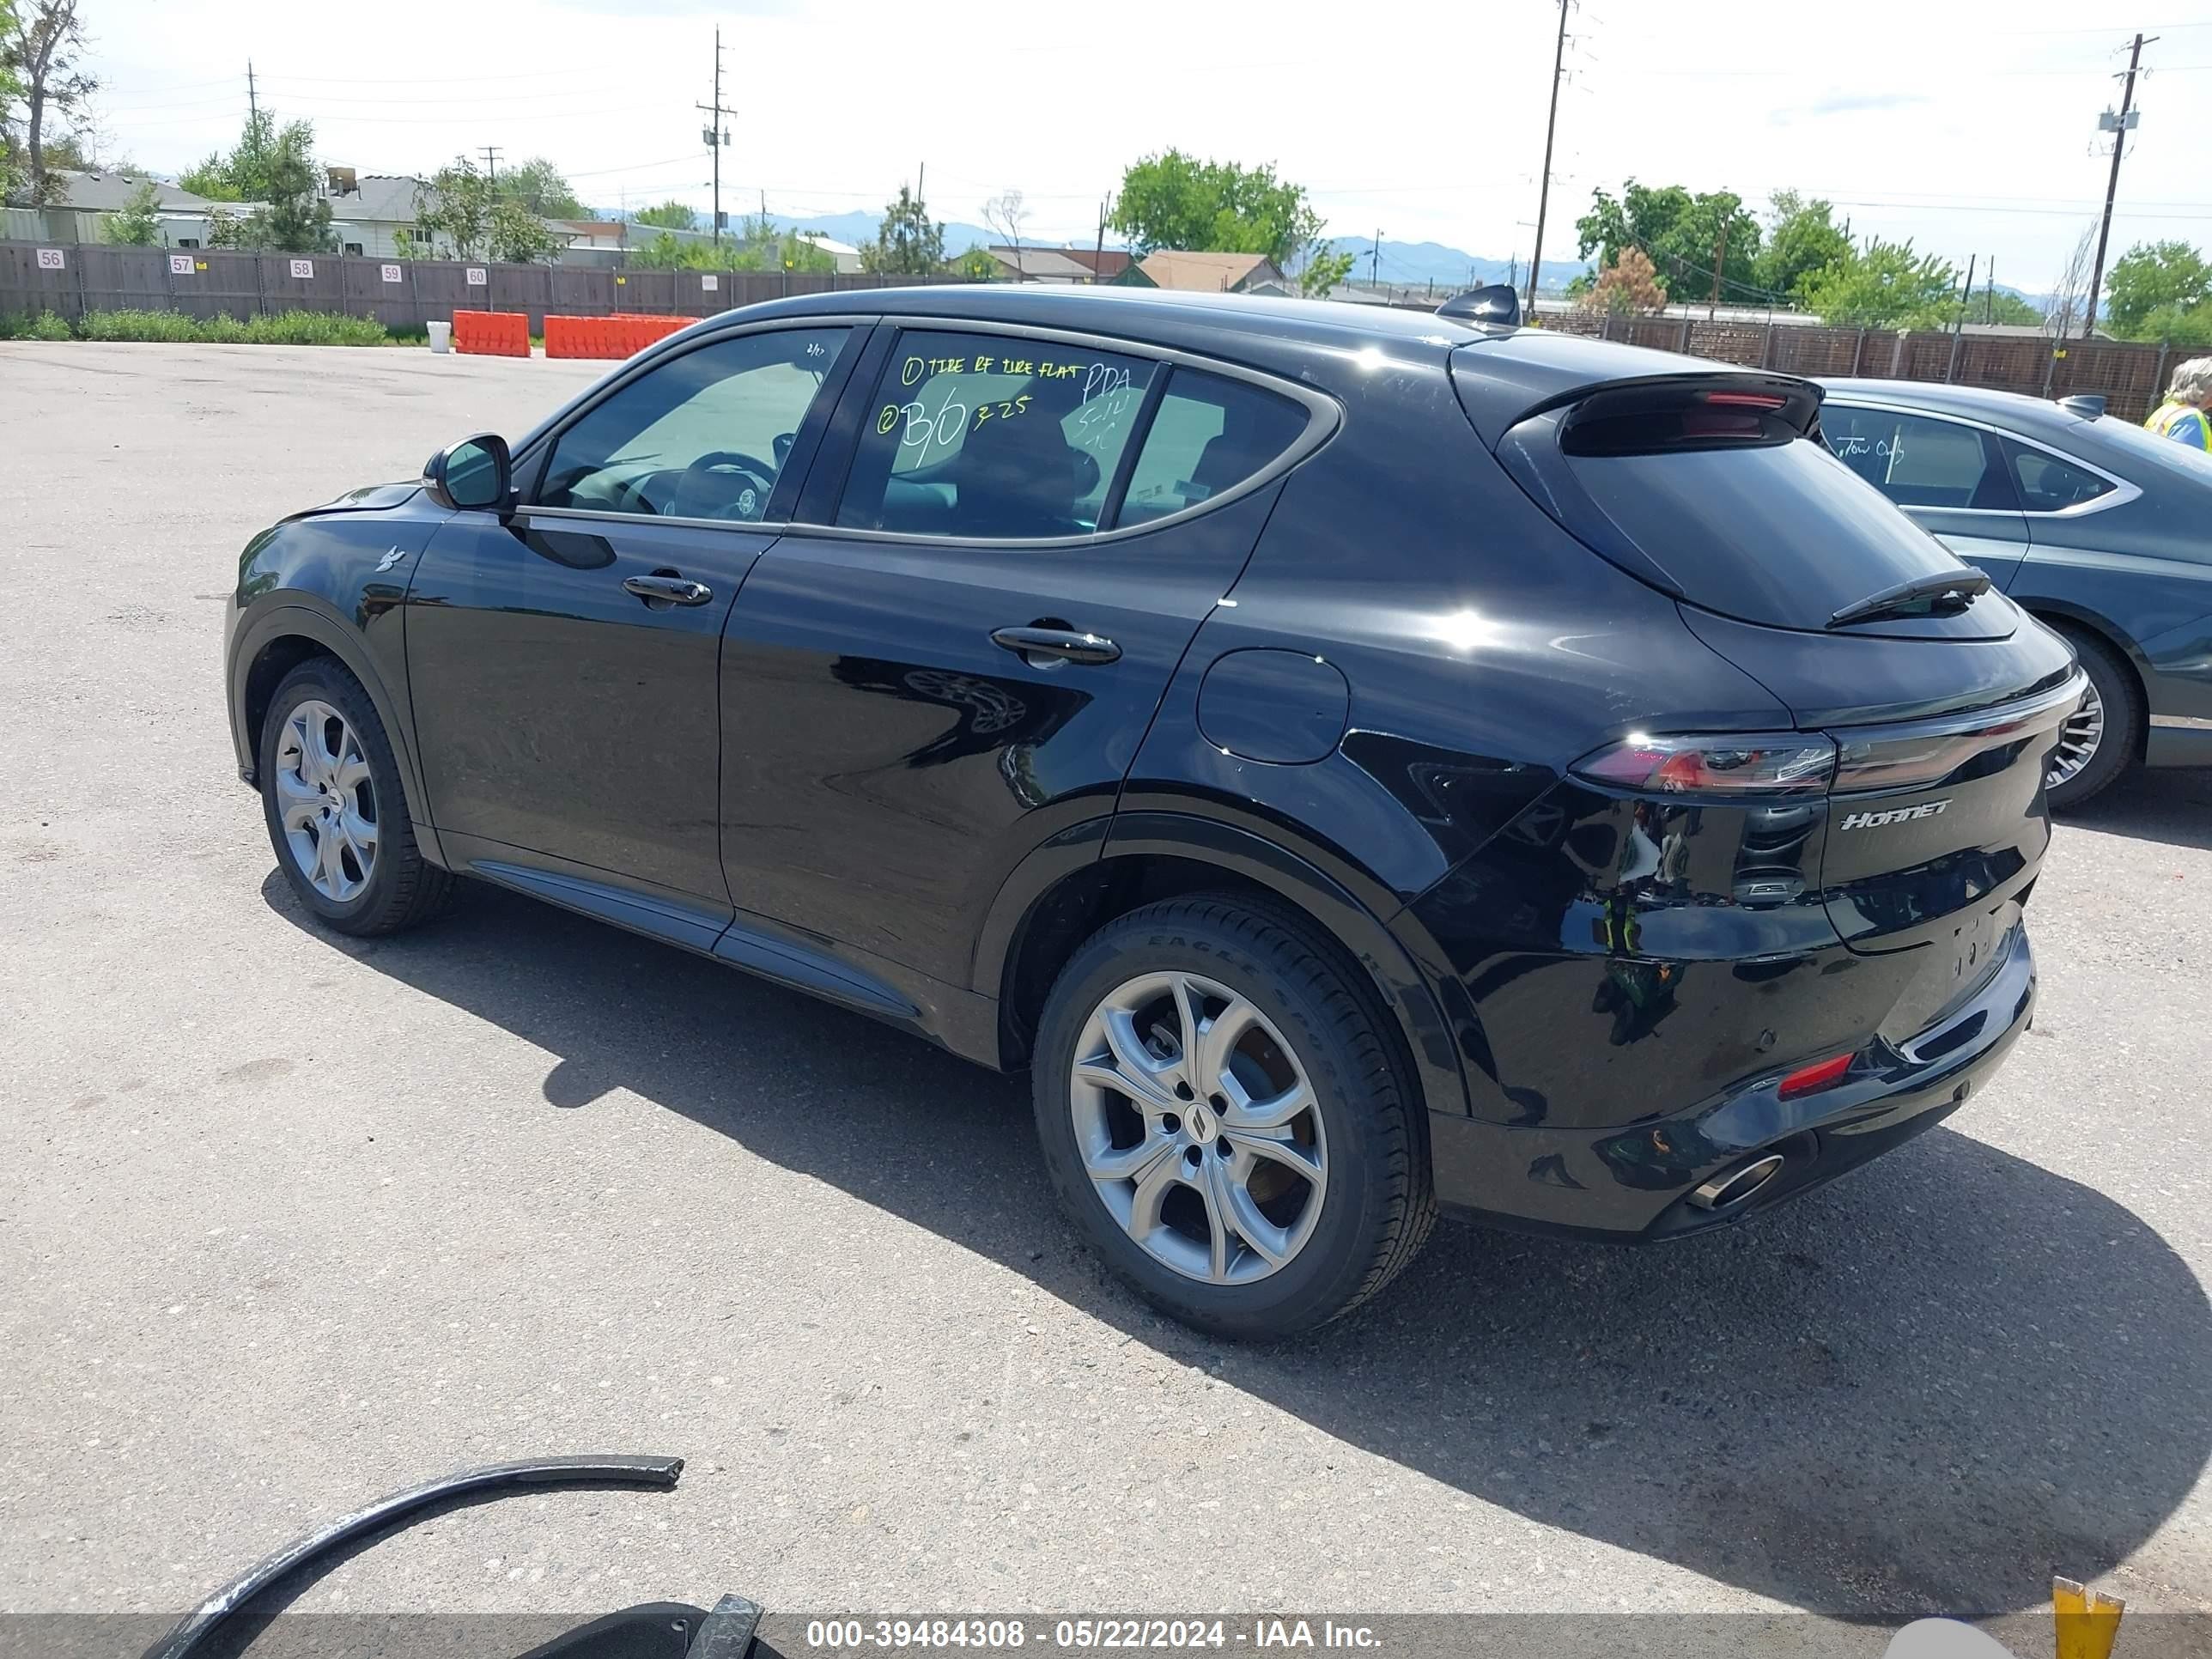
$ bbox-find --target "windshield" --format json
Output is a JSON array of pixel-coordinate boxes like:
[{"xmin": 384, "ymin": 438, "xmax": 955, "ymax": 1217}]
[{"xmin": 1566, "ymin": 433, "xmax": 1973, "ymax": 631}]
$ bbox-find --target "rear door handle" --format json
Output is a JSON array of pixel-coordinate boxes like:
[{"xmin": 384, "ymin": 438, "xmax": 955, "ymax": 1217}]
[
  {"xmin": 623, "ymin": 574, "xmax": 714, "ymax": 607},
  {"xmin": 990, "ymin": 625, "xmax": 1121, "ymax": 666}
]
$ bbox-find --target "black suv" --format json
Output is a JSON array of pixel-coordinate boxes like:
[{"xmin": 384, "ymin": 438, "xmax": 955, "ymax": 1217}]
[{"xmin": 226, "ymin": 286, "xmax": 2076, "ymax": 1337}]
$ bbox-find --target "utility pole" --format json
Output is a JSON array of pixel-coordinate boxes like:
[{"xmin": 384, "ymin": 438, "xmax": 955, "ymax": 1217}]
[
  {"xmin": 1092, "ymin": 198, "xmax": 1107, "ymax": 284},
  {"xmin": 1953, "ymin": 252, "xmax": 1977, "ymax": 335},
  {"xmin": 1986, "ymin": 258, "xmax": 1996, "ymax": 325},
  {"xmin": 246, "ymin": 61, "xmax": 258, "ymax": 126},
  {"xmin": 2086, "ymin": 31, "xmax": 2154, "ymax": 337},
  {"xmin": 1371, "ymin": 228, "xmax": 1383, "ymax": 289},
  {"xmin": 480, "ymin": 146, "xmax": 501, "ymax": 189},
  {"xmin": 1708, "ymin": 218, "xmax": 1728, "ymax": 319},
  {"xmin": 1525, "ymin": 0, "xmax": 1571, "ymax": 317},
  {"xmin": 696, "ymin": 28, "xmax": 736, "ymax": 246}
]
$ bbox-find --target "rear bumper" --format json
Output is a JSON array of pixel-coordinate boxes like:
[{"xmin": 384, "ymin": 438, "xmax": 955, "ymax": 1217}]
[{"xmin": 1428, "ymin": 919, "xmax": 2037, "ymax": 1238}]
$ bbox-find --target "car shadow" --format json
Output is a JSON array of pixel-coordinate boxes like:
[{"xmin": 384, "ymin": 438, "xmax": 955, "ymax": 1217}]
[
  {"xmin": 261, "ymin": 872, "xmax": 2211, "ymax": 1621},
  {"xmin": 2062, "ymin": 765, "xmax": 2212, "ymax": 854}
]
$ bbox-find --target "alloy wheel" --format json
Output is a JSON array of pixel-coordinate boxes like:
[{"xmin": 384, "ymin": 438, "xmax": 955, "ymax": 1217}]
[
  {"xmin": 2047, "ymin": 678, "xmax": 2106, "ymax": 790},
  {"xmin": 274, "ymin": 699, "xmax": 379, "ymax": 902},
  {"xmin": 1068, "ymin": 971, "xmax": 1328, "ymax": 1286}
]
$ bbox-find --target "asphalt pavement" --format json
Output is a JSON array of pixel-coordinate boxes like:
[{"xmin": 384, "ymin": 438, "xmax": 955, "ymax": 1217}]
[{"xmin": 2, "ymin": 343, "xmax": 2207, "ymax": 1638}]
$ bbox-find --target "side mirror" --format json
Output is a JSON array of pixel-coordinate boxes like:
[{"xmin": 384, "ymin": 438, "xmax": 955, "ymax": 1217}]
[{"xmin": 423, "ymin": 433, "xmax": 513, "ymax": 512}]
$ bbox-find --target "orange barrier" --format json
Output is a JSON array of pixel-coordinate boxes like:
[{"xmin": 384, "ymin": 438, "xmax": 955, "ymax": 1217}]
[
  {"xmin": 541, "ymin": 313, "xmax": 688, "ymax": 360},
  {"xmin": 451, "ymin": 309, "xmax": 530, "ymax": 357}
]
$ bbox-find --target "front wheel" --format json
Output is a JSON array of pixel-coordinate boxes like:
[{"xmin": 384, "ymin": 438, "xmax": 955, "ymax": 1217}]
[
  {"xmin": 1031, "ymin": 897, "xmax": 1434, "ymax": 1338},
  {"xmin": 259, "ymin": 659, "xmax": 453, "ymax": 936}
]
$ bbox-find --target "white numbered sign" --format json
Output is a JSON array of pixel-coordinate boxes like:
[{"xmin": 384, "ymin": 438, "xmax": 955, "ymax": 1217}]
[
  {"xmin": 700, "ymin": 273, "xmax": 719, "ymax": 291},
  {"xmin": 289, "ymin": 258, "xmax": 314, "ymax": 279},
  {"xmin": 465, "ymin": 266, "xmax": 488, "ymax": 287},
  {"xmin": 35, "ymin": 246, "xmax": 64, "ymax": 270},
  {"xmin": 168, "ymin": 253, "xmax": 194, "ymax": 275},
  {"xmin": 380, "ymin": 264, "xmax": 403, "ymax": 283}
]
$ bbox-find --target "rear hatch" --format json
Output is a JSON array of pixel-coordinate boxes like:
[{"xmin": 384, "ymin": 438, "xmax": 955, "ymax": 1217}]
[{"xmin": 1457, "ymin": 345, "xmax": 2081, "ymax": 1014}]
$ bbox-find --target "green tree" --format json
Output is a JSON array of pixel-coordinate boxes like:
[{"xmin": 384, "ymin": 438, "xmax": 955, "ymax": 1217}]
[
  {"xmin": 1798, "ymin": 236, "xmax": 1958, "ymax": 328},
  {"xmin": 411, "ymin": 156, "xmax": 556, "ymax": 264},
  {"xmin": 1978, "ymin": 289, "xmax": 2045, "ymax": 327},
  {"xmin": 1576, "ymin": 180, "xmax": 1763, "ymax": 307},
  {"xmin": 179, "ymin": 108, "xmax": 335, "ymax": 252},
  {"xmin": 1297, "ymin": 246, "xmax": 1356, "ymax": 298},
  {"xmin": 100, "ymin": 178, "xmax": 161, "ymax": 244},
  {"xmin": 860, "ymin": 183, "xmax": 945, "ymax": 275},
  {"xmin": 499, "ymin": 155, "xmax": 583, "ymax": 219},
  {"xmin": 1754, "ymin": 191, "xmax": 1851, "ymax": 306},
  {"xmin": 1110, "ymin": 149, "xmax": 1323, "ymax": 269},
  {"xmin": 2102, "ymin": 240, "xmax": 2212, "ymax": 339},
  {"xmin": 633, "ymin": 198, "xmax": 695, "ymax": 229},
  {"xmin": 951, "ymin": 244, "xmax": 1000, "ymax": 281},
  {"xmin": 2132, "ymin": 301, "xmax": 2212, "ymax": 347},
  {"xmin": 1, "ymin": 0, "xmax": 98, "ymax": 207}
]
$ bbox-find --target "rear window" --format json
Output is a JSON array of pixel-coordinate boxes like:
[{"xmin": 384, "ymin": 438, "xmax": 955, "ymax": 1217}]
[
  {"xmin": 1118, "ymin": 370, "xmax": 1308, "ymax": 526},
  {"xmin": 1565, "ymin": 434, "xmax": 1970, "ymax": 631}
]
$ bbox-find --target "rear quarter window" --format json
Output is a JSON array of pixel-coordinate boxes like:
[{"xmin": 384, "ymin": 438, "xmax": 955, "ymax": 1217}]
[
  {"xmin": 1565, "ymin": 434, "xmax": 1970, "ymax": 631},
  {"xmin": 1117, "ymin": 370, "xmax": 1309, "ymax": 526}
]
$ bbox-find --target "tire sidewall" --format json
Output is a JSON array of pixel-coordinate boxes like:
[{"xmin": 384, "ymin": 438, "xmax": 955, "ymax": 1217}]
[
  {"xmin": 1031, "ymin": 909, "xmax": 1397, "ymax": 1337},
  {"xmin": 258, "ymin": 665, "xmax": 404, "ymax": 928}
]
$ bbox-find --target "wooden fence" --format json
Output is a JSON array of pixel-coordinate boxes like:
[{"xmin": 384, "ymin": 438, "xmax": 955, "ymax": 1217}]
[
  {"xmin": 1541, "ymin": 310, "xmax": 2181, "ymax": 423},
  {"xmin": 0, "ymin": 241, "xmax": 972, "ymax": 334}
]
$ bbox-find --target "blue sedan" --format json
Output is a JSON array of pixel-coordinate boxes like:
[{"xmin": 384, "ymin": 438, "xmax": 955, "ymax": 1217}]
[{"xmin": 1818, "ymin": 379, "xmax": 2212, "ymax": 805}]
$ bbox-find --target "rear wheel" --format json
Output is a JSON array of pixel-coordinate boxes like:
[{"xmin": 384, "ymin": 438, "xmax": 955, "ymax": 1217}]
[
  {"xmin": 2045, "ymin": 626, "xmax": 2139, "ymax": 810},
  {"xmin": 259, "ymin": 659, "xmax": 453, "ymax": 935},
  {"xmin": 1031, "ymin": 897, "xmax": 1434, "ymax": 1338}
]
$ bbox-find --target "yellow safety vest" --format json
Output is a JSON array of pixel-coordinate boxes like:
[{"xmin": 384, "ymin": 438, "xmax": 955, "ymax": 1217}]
[{"xmin": 2145, "ymin": 401, "xmax": 2212, "ymax": 450}]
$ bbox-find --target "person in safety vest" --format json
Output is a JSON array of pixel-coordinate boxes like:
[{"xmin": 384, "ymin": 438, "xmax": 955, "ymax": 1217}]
[{"xmin": 2144, "ymin": 356, "xmax": 2212, "ymax": 451}]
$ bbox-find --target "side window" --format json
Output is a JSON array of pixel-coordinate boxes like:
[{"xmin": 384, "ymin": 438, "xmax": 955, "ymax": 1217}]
[
  {"xmin": 538, "ymin": 327, "xmax": 849, "ymax": 522},
  {"xmin": 1820, "ymin": 407, "xmax": 2015, "ymax": 511},
  {"xmin": 836, "ymin": 331, "xmax": 1156, "ymax": 539},
  {"xmin": 1117, "ymin": 370, "xmax": 1310, "ymax": 526},
  {"xmin": 2004, "ymin": 440, "xmax": 2116, "ymax": 514}
]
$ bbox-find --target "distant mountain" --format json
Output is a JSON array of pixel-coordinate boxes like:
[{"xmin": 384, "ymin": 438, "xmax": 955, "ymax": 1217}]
[
  {"xmin": 1322, "ymin": 236, "xmax": 1589, "ymax": 289},
  {"xmin": 596, "ymin": 204, "xmax": 1006, "ymax": 256}
]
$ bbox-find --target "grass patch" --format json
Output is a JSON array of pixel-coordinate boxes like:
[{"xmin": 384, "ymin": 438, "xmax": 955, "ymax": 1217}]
[{"xmin": 3, "ymin": 308, "xmax": 404, "ymax": 346}]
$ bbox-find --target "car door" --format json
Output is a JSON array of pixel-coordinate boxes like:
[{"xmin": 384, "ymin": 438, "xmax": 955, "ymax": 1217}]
[
  {"xmin": 713, "ymin": 322, "xmax": 1326, "ymax": 992},
  {"xmin": 403, "ymin": 320, "xmax": 860, "ymax": 935},
  {"xmin": 1820, "ymin": 402, "xmax": 2033, "ymax": 589}
]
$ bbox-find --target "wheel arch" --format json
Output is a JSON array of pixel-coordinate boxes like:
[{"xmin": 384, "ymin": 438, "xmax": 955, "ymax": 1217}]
[
  {"xmin": 229, "ymin": 599, "xmax": 446, "ymax": 867},
  {"xmin": 2021, "ymin": 601, "xmax": 2150, "ymax": 761},
  {"xmin": 978, "ymin": 812, "xmax": 1470, "ymax": 1120}
]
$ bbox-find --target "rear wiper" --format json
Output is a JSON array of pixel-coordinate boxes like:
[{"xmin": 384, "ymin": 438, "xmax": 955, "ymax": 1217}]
[{"xmin": 1827, "ymin": 568, "xmax": 1992, "ymax": 629}]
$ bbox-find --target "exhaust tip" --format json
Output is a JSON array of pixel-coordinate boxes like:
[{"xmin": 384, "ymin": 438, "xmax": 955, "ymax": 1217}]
[{"xmin": 1687, "ymin": 1152, "xmax": 1788, "ymax": 1212}]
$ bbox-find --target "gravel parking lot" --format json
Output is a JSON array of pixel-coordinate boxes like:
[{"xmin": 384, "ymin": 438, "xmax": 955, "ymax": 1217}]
[{"xmin": 3, "ymin": 343, "xmax": 2209, "ymax": 1638}]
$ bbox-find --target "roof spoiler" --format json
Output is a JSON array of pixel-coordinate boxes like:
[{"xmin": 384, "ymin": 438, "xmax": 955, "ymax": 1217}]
[
  {"xmin": 1437, "ymin": 284, "xmax": 1520, "ymax": 328},
  {"xmin": 2058, "ymin": 392, "xmax": 2107, "ymax": 419}
]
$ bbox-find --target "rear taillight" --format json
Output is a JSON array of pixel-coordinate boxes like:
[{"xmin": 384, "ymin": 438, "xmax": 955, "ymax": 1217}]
[
  {"xmin": 1572, "ymin": 732, "xmax": 1838, "ymax": 797},
  {"xmin": 1778, "ymin": 1051, "xmax": 1854, "ymax": 1099}
]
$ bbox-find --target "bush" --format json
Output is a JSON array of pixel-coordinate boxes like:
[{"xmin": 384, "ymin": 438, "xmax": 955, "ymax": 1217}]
[{"xmin": 2, "ymin": 308, "xmax": 400, "ymax": 346}]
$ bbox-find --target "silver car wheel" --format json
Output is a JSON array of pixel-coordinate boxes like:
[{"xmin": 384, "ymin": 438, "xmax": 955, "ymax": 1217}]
[
  {"xmin": 2047, "ymin": 678, "xmax": 2106, "ymax": 789},
  {"xmin": 1068, "ymin": 970, "xmax": 1328, "ymax": 1286},
  {"xmin": 273, "ymin": 699, "xmax": 379, "ymax": 902}
]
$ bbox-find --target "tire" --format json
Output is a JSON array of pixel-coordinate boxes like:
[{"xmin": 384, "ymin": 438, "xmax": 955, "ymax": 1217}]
[
  {"xmin": 258, "ymin": 659, "xmax": 453, "ymax": 936},
  {"xmin": 1031, "ymin": 896, "xmax": 1435, "ymax": 1338},
  {"xmin": 2045, "ymin": 626, "xmax": 2140, "ymax": 811}
]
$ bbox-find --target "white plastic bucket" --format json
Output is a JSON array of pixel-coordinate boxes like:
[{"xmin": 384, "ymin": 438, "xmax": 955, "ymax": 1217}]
[{"xmin": 427, "ymin": 320, "xmax": 452, "ymax": 354}]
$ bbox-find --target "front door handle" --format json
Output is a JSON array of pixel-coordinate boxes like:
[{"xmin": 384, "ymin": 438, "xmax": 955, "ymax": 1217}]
[
  {"xmin": 990, "ymin": 625, "xmax": 1121, "ymax": 666},
  {"xmin": 623, "ymin": 574, "xmax": 714, "ymax": 607}
]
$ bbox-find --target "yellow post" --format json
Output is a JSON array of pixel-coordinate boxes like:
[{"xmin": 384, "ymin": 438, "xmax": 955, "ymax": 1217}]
[{"xmin": 2053, "ymin": 1576, "xmax": 2124, "ymax": 1659}]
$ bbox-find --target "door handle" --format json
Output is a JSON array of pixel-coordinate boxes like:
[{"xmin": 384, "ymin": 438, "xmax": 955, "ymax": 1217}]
[
  {"xmin": 623, "ymin": 574, "xmax": 714, "ymax": 607},
  {"xmin": 990, "ymin": 625, "xmax": 1121, "ymax": 666}
]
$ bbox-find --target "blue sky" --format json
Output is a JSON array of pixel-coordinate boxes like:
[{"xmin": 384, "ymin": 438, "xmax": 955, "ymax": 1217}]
[{"xmin": 76, "ymin": 0, "xmax": 2212, "ymax": 289}]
